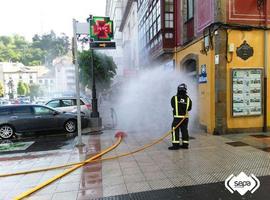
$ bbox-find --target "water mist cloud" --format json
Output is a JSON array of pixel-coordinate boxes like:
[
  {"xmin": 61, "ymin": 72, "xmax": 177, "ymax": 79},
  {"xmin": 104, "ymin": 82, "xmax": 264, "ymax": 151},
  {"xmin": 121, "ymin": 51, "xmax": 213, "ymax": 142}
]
[{"xmin": 113, "ymin": 67, "xmax": 198, "ymax": 136}]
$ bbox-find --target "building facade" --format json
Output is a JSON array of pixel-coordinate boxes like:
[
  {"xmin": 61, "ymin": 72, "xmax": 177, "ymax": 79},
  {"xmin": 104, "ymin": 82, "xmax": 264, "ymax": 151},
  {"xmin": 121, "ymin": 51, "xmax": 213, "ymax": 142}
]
[
  {"xmin": 172, "ymin": 0, "xmax": 270, "ymax": 134},
  {"xmin": 105, "ymin": 0, "xmax": 125, "ymax": 75},
  {"xmin": 138, "ymin": 0, "xmax": 177, "ymax": 67},
  {"xmin": 0, "ymin": 62, "xmax": 38, "ymax": 98},
  {"xmin": 119, "ymin": 0, "xmax": 139, "ymax": 74},
  {"xmin": 53, "ymin": 56, "xmax": 76, "ymax": 96}
]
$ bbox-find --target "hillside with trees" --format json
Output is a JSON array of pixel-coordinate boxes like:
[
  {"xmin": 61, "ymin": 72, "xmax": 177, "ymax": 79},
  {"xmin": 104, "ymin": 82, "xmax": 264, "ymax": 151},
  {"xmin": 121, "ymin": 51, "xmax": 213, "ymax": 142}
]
[{"xmin": 0, "ymin": 31, "xmax": 70, "ymax": 66}]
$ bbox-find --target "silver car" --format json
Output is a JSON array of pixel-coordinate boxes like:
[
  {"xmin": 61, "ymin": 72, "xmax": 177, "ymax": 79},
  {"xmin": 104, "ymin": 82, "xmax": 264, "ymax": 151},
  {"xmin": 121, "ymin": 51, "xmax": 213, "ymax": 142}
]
[
  {"xmin": 0, "ymin": 105, "xmax": 89, "ymax": 139},
  {"xmin": 45, "ymin": 97, "xmax": 91, "ymax": 117}
]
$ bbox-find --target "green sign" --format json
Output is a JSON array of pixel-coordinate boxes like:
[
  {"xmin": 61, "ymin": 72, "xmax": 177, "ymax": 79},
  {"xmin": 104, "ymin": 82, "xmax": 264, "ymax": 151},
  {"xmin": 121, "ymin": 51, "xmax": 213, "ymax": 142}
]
[
  {"xmin": 0, "ymin": 141, "xmax": 34, "ymax": 152},
  {"xmin": 90, "ymin": 16, "xmax": 114, "ymax": 41}
]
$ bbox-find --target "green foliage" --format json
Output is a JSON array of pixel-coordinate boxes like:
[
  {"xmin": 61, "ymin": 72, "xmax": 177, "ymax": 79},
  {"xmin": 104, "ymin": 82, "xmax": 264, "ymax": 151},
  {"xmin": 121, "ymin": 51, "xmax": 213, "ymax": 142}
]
[
  {"xmin": 0, "ymin": 32, "xmax": 69, "ymax": 66},
  {"xmin": 32, "ymin": 31, "xmax": 69, "ymax": 66},
  {"xmin": 78, "ymin": 50, "xmax": 117, "ymax": 91},
  {"xmin": 17, "ymin": 81, "xmax": 27, "ymax": 96},
  {"xmin": 0, "ymin": 81, "xmax": 4, "ymax": 97},
  {"xmin": 29, "ymin": 84, "xmax": 43, "ymax": 100},
  {"xmin": 23, "ymin": 83, "xmax": 30, "ymax": 95}
]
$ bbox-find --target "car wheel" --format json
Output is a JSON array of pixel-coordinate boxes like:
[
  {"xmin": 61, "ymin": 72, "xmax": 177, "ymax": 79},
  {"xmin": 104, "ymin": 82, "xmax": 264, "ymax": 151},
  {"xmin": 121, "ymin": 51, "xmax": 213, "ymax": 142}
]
[
  {"xmin": 0, "ymin": 125, "xmax": 14, "ymax": 139},
  {"xmin": 64, "ymin": 120, "xmax": 77, "ymax": 133}
]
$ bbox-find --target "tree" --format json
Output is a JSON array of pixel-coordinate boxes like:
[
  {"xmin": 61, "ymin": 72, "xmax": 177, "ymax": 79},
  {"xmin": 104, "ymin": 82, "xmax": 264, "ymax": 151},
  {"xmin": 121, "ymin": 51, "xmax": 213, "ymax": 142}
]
[
  {"xmin": 29, "ymin": 84, "xmax": 42, "ymax": 100},
  {"xmin": 78, "ymin": 50, "xmax": 117, "ymax": 91},
  {"xmin": 0, "ymin": 33, "xmax": 69, "ymax": 66},
  {"xmin": 23, "ymin": 83, "xmax": 30, "ymax": 95},
  {"xmin": 0, "ymin": 81, "xmax": 4, "ymax": 97},
  {"xmin": 32, "ymin": 31, "xmax": 70, "ymax": 66},
  {"xmin": 17, "ymin": 82, "xmax": 27, "ymax": 96}
]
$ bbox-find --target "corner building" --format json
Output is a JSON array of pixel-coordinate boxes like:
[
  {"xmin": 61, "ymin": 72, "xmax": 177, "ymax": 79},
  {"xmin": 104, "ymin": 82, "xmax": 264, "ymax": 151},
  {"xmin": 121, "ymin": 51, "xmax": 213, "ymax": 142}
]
[{"xmin": 172, "ymin": 0, "xmax": 270, "ymax": 134}]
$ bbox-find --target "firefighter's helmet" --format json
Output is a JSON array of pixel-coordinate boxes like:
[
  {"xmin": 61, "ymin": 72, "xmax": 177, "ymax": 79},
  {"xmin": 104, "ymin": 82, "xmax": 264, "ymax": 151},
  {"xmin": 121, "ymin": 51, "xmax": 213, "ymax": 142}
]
[{"xmin": 178, "ymin": 83, "xmax": 187, "ymax": 92}]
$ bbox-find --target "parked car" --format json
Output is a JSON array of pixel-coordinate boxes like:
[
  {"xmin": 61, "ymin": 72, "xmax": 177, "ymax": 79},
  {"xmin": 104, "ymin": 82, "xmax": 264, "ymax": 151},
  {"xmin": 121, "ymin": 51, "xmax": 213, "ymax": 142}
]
[
  {"xmin": 0, "ymin": 100, "xmax": 11, "ymax": 106},
  {"xmin": 45, "ymin": 97, "xmax": 91, "ymax": 117},
  {"xmin": 34, "ymin": 97, "xmax": 49, "ymax": 105},
  {"xmin": 0, "ymin": 105, "xmax": 89, "ymax": 139}
]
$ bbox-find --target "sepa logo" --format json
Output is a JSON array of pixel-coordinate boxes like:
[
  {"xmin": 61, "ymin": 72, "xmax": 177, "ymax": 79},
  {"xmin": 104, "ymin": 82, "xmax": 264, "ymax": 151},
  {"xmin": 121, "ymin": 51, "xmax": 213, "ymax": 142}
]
[{"xmin": 225, "ymin": 172, "xmax": 260, "ymax": 195}]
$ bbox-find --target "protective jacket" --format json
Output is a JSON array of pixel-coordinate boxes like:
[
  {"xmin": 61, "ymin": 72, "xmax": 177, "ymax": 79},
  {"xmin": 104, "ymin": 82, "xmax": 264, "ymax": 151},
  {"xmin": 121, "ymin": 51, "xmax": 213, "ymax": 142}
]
[{"xmin": 171, "ymin": 94, "xmax": 192, "ymax": 118}]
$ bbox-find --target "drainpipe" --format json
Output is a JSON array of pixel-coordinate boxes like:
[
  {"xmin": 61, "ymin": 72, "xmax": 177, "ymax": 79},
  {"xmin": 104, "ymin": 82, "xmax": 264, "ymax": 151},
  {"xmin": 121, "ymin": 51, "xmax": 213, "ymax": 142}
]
[{"xmin": 263, "ymin": 0, "xmax": 268, "ymax": 132}]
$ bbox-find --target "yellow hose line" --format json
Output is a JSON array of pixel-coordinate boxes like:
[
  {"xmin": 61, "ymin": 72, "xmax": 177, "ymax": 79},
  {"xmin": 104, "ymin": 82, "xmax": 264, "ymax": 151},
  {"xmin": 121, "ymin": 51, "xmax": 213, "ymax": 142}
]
[
  {"xmin": 0, "ymin": 118, "xmax": 185, "ymax": 178},
  {"xmin": 13, "ymin": 136, "xmax": 123, "ymax": 200}
]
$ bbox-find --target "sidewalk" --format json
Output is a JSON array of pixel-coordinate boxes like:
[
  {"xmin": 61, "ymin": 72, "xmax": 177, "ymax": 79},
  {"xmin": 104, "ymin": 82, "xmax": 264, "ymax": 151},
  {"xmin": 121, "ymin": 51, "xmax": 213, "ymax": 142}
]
[{"xmin": 1, "ymin": 102, "xmax": 270, "ymax": 199}]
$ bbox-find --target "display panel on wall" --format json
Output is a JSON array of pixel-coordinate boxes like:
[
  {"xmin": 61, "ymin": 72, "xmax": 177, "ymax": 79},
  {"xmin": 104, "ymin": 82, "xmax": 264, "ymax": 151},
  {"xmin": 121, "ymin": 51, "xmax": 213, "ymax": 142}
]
[{"xmin": 232, "ymin": 69, "xmax": 262, "ymax": 117}]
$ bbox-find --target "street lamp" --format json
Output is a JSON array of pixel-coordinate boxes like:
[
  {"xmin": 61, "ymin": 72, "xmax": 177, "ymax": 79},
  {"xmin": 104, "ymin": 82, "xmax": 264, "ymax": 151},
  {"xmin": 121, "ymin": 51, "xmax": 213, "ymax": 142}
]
[
  {"xmin": 87, "ymin": 15, "xmax": 102, "ymax": 129},
  {"xmin": 90, "ymin": 47, "xmax": 99, "ymax": 118}
]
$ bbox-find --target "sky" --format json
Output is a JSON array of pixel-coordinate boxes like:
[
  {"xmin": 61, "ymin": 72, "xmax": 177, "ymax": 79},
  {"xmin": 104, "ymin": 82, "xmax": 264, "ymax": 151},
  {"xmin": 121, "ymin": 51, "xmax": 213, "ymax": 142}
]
[{"xmin": 0, "ymin": 0, "xmax": 106, "ymax": 41}]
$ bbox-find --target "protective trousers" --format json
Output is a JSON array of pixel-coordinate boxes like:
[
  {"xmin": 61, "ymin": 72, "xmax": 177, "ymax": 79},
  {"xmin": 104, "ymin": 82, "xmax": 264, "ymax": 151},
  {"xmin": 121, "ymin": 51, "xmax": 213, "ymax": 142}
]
[{"xmin": 171, "ymin": 118, "xmax": 189, "ymax": 146}]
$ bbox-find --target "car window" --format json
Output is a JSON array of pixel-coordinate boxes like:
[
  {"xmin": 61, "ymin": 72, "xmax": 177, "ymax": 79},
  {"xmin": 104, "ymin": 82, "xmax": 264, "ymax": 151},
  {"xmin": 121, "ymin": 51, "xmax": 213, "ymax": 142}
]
[
  {"xmin": 12, "ymin": 106, "xmax": 32, "ymax": 115},
  {"xmin": 72, "ymin": 99, "xmax": 85, "ymax": 105},
  {"xmin": 47, "ymin": 100, "xmax": 60, "ymax": 108},
  {"xmin": 80, "ymin": 100, "xmax": 85, "ymax": 105},
  {"xmin": 33, "ymin": 106, "xmax": 54, "ymax": 115},
  {"xmin": 0, "ymin": 107, "xmax": 11, "ymax": 115},
  {"xmin": 61, "ymin": 99, "xmax": 74, "ymax": 107}
]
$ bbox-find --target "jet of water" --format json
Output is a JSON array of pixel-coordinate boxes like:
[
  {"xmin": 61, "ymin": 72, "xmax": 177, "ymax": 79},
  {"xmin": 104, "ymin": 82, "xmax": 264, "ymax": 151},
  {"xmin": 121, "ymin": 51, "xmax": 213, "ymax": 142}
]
[{"xmin": 113, "ymin": 67, "xmax": 199, "ymax": 136}]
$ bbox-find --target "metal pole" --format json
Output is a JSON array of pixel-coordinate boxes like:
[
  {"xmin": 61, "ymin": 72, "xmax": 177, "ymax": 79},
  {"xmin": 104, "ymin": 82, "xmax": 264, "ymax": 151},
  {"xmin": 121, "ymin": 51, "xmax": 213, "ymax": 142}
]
[
  {"xmin": 73, "ymin": 19, "xmax": 84, "ymax": 146},
  {"xmin": 89, "ymin": 21, "xmax": 99, "ymax": 118}
]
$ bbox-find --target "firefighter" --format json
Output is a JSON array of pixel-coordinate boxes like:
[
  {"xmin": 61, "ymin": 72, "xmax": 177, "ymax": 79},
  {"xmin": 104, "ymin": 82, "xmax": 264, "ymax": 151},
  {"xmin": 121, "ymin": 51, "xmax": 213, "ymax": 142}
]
[{"xmin": 168, "ymin": 83, "xmax": 192, "ymax": 150}]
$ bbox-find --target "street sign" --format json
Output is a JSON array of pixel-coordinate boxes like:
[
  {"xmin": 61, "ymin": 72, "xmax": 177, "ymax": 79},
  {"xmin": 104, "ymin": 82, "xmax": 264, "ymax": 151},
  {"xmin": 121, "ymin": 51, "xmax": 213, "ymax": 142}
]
[
  {"xmin": 90, "ymin": 42, "xmax": 116, "ymax": 49},
  {"xmin": 90, "ymin": 16, "xmax": 114, "ymax": 41}
]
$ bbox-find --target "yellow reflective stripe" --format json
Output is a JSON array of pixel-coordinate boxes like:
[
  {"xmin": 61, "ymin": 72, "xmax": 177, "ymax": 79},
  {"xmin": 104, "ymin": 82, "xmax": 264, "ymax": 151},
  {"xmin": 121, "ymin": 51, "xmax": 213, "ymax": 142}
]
[
  {"xmin": 172, "ymin": 127, "xmax": 180, "ymax": 143},
  {"xmin": 175, "ymin": 96, "xmax": 178, "ymax": 117},
  {"xmin": 173, "ymin": 127, "xmax": 175, "ymax": 142},
  {"xmin": 174, "ymin": 115, "xmax": 188, "ymax": 118},
  {"xmin": 186, "ymin": 97, "xmax": 190, "ymax": 113},
  {"xmin": 183, "ymin": 141, "xmax": 189, "ymax": 143}
]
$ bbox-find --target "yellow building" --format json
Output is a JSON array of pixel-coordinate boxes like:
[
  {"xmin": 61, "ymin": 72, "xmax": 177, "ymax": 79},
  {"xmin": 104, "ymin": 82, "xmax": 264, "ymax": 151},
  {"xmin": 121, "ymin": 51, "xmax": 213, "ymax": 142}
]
[
  {"xmin": 174, "ymin": 29, "xmax": 270, "ymax": 133},
  {"xmin": 173, "ymin": 0, "xmax": 270, "ymax": 134}
]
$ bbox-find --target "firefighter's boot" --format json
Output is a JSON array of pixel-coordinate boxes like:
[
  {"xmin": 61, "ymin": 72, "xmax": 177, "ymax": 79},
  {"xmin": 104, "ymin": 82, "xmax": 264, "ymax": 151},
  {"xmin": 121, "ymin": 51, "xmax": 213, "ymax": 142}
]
[
  {"xmin": 168, "ymin": 143, "xmax": 180, "ymax": 150},
  {"xmin": 180, "ymin": 144, "xmax": 189, "ymax": 149}
]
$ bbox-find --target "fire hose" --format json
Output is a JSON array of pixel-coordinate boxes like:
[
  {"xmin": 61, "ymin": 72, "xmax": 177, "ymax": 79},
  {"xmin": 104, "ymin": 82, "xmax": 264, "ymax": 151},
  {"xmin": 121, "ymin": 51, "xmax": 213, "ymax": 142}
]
[{"xmin": 0, "ymin": 118, "xmax": 186, "ymax": 199}]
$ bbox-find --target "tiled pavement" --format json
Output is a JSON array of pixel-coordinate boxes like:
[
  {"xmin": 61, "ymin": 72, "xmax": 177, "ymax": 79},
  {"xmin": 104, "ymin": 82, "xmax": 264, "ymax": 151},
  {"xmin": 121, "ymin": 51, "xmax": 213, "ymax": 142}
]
[
  {"xmin": 1, "ymin": 102, "xmax": 270, "ymax": 199},
  {"xmin": 1, "ymin": 130, "xmax": 270, "ymax": 199}
]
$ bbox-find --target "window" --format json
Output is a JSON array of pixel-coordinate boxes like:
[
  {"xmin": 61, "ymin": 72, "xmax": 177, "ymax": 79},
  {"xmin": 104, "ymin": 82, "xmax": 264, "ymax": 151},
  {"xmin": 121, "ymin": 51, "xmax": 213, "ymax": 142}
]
[
  {"xmin": 165, "ymin": 0, "xmax": 174, "ymax": 28},
  {"xmin": 47, "ymin": 100, "xmax": 60, "ymax": 108},
  {"xmin": 12, "ymin": 106, "xmax": 32, "ymax": 115},
  {"xmin": 30, "ymin": 80, "xmax": 33, "ymax": 84},
  {"xmin": 61, "ymin": 99, "xmax": 74, "ymax": 107},
  {"xmin": 33, "ymin": 106, "xmax": 54, "ymax": 115},
  {"xmin": 0, "ymin": 107, "xmax": 10, "ymax": 115},
  {"xmin": 186, "ymin": 0, "xmax": 194, "ymax": 21},
  {"xmin": 165, "ymin": 33, "xmax": 174, "ymax": 38},
  {"xmin": 39, "ymin": 80, "xmax": 43, "ymax": 84},
  {"xmin": 165, "ymin": 0, "xmax": 174, "ymax": 12},
  {"xmin": 157, "ymin": 16, "xmax": 161, "ymax": 31}
]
